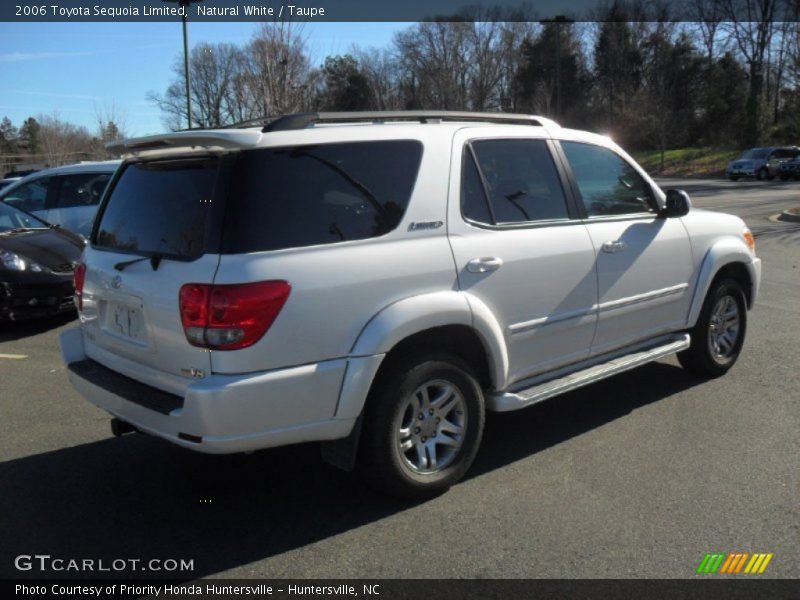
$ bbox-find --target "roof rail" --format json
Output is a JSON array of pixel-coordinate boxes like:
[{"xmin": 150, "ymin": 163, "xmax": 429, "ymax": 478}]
[
  {"xmin": 223, "ymin": 115, "xmax": 278, "ymax": 129},
  {"xmin": 262, "ymin": 111, "xmax": 559, "ymax": 132}
]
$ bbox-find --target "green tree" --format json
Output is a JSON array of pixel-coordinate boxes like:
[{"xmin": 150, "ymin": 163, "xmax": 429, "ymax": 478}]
[
  {"xmin": 18, "ymin": 117, "xmax": 40, "ymax": 155},
  {"xmin": 515, "ymin": 24, "xmax": 590, "ymax": 125},
  {"xmin": 0, "ymin": 117, "xmax": 18, "ymax": 155},
  {"xmin": 319, "ymin": 55, "xmax": 374, "ymax": 111},
  {"xmin": 593, "ymin": 9, "xmax": 645, "ymax": 144},
  {"xmin": 699, "ymin": 53, "xmax": 748, "ymax": 147}
]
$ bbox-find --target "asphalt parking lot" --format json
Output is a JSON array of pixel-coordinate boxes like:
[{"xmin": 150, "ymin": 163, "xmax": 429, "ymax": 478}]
[{"xmin": 1, "ymin": 177, "xmax": 798, "ymax": 580}]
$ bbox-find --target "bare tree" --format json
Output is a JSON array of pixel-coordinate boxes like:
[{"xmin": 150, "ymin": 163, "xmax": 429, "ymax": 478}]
[
  {"xmin": 685, "ymin": 0, "xmax": 727, "ymax": 63},
  {"xmin": 720, "ymin": 0, "xmax": 787, "ymax": 144},
  {"xmin": 148, "ymin": 43, "xmax": 250, "ymax": 130},
  {"xmin": 244, "ymin": 22, "xmax": 317, "ymax": 117},
  {"xmin": 37, "ymin": 112, "xmax": 96, "ymax": 166},
  {"xmin": 354, "ymin": 47, "xmax": 403, "ymax": 110}
]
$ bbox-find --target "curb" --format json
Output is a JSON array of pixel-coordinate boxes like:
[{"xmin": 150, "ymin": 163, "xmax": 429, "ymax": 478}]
[{"xmin": 778, "ymin": 208, "xmax": 800, "ymax": 223}]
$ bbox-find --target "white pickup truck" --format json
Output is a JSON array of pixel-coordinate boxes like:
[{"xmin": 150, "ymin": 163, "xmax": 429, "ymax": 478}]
[{"xmin": 60, "ymin": 111, "xmax": 761, "ymax": 499}]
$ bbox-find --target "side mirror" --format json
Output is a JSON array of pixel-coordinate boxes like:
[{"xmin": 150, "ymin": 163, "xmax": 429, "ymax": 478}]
[{"xmin": 662, "ymin": 189, "xmax": 692, "ymax": 217}]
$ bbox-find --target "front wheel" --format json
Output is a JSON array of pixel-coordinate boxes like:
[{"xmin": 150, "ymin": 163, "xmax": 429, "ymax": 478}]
[
  {"xmin": 756, "ymin": 167, "xmax": 769, "ymax": 181},
  {"xmin": 678, "ymin": 279, "xmax": 747, "ymax": 377},
  {"xmin": 358, "ymin": 354, "xmax": 485, "ymax": 499}
]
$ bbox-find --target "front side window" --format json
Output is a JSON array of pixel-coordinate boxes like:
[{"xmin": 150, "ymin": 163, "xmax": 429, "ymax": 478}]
[
  {"xmin": 462, "ymin": 139, "xmax": 569, "ymax": 225},
  {"xmin": 561, "ymin": 142, "xmax": 656, "ymax": 217},
  {"xmin": 55, "ymin": 173, "xmax": 113, "ymax": 208},
  {"xmin": 1, "ymin": 177, "xmax": 50, "ymax": 213}
]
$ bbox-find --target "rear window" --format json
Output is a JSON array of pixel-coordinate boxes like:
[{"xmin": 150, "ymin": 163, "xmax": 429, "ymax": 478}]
[
  {"xmin": 94, "ymin": 158, "xmax": 219, "ymax": 259},
  {"xmin": 223, "ymin": 140, "xmax": 423, "ymax": 253}
]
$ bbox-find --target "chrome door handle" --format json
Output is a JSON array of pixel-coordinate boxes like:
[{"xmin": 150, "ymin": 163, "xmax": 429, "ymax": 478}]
[
  {"xmin": 601, "ymin": 240, "xmax": 627, "ymax": 253},
  {"xmin": 467, "ymin": 257, "xmax": 503, "ymax": 273}
]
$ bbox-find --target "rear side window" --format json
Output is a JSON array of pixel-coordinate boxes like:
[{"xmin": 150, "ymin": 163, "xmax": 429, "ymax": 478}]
[
  {"xmin": 223, "ymin": 141, "xmax": 422, "ymax": 253},
  {"xmin": 55, "ymin": 173, "xmax": 112, "ymax": 208},
  {"xmin": 463, "ymin": 139, "xmax": 569, "ymax": 224},
  {"xmin": 95, "ymin": 158, "xmax": 219, "ymax": 259}
]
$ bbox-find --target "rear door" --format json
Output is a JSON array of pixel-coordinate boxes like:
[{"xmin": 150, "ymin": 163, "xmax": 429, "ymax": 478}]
[
  {"xmin": 81, "ymin": 156, "xmax": 225, "ymax": 395},
  {"xmin": 447, "ymin": 130, "xmax": 598, "ymax": 386}
]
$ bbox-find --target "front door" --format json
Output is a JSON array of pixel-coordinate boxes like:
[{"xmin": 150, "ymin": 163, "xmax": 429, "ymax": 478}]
[{"xmin": 559, "ymin": 140, "xmax": 694, "ymax": 355}]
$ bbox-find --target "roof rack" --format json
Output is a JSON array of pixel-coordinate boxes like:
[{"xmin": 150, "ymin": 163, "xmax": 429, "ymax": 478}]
[{"xmin": 262, "ymin": 111, "xmax": 559, "ymax": 132}]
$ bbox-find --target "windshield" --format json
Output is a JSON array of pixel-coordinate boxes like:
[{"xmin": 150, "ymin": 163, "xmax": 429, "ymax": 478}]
[
  {"xmin": 741, "ymin": 148, "xmax": 770, "ymax": 159},
  {"xmin": 0, "ymin": 201, "xmax": 49, "ymax": 232},
  {"xmin": 94, "ymin": 157, "xmax": 220, "ymax": 260}
]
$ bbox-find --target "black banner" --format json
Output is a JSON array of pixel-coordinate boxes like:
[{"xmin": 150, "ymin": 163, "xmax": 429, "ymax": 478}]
[
  {"xmin": 4, "ymin": 0, "xmax": 800, "ymax": 23},
  {"xmin": 4, "ymin": 579, "xmax": 800, "ymax": 600}
]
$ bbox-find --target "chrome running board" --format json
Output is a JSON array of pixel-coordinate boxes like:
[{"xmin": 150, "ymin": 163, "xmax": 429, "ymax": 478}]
[{"xmin": 487, "ymin": 333, "xmax": 690, "ymax": 412}]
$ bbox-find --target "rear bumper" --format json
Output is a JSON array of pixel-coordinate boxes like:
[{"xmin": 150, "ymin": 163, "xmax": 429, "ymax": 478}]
[{"xmin": 60, "ymin": 327, "xmax": 357, "ymax": 454}]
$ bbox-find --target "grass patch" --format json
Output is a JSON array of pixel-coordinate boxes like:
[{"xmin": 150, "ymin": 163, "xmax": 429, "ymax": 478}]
[{"xmin": 632, "ymin": 147, "xmax": 741, "ymax": 177}]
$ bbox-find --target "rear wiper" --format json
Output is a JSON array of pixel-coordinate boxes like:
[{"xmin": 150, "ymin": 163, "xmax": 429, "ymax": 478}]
[
  {"xmin": 1, "ymin": 227, "xmax": 48, "ymax": 234},
  {"xmin": 114, "ymin": 254, "xmax": 163, "ymax": 272}
]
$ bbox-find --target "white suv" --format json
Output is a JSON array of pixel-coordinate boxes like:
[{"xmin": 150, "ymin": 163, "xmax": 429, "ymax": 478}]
[{"xmin": 59, "ymin": 112, "xmax": 761, "ymax": 498}]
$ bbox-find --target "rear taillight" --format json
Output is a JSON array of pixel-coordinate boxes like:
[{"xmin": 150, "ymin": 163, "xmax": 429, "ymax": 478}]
[
  {"xmin": 179, "ymin": 281, "xmax": 291, "ymax": 350},
  {"xmin": 73, "ymin": 263, "xmax": 86, "ymax": 310}
]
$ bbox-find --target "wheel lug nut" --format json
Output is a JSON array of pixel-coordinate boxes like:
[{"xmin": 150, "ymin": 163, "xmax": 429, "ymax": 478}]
[
  {"xmin": 429, "ymin": 409, "xmax": 434, "ymax": 415},
  {"xmin": 414, "ymin": 427, "xmax": 420, "ymax": 434},
  {"xmin": 421, "ymin": 436, "xmax": 427, "ymax": 442},
  {"xmin": 418, "ymin": 413, "xmax": 424, "ymax": 420}
]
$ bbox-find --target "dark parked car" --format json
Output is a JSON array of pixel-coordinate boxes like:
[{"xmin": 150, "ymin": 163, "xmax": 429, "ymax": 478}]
[
  {"xmin": 0, "ymin": 202, "xmax": 84, "ymax": 320},
  {"xmin": 726, "ymin": 146, "xmax": 800, "ymax": 181},
  {"xmin": 777, "ymin": 157, "xmax": 800, "ymax": 180}
]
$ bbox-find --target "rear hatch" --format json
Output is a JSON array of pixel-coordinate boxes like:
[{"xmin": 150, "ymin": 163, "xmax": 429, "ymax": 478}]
[{"xmin": 80, "ymin": 155, "xmax": 227, "ymax": 395}]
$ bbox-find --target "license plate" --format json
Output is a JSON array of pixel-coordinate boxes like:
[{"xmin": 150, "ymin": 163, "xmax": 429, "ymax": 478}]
[{"xmin": 105, "ymin": 302, "xmax": 146, "ymax": 343}]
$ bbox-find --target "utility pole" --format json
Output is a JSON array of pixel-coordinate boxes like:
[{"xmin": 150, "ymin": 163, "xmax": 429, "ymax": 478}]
[
  {"xmin": 539, "ymin": 15, "xmax": 575, "ymax": 119},
  {"xmin": 163, "ymin": 0, "xmax": 203, "ymax": 129}
]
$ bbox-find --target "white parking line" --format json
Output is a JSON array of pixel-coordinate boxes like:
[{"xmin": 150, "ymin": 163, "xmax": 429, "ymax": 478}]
[{"xmin": 0, "ymin": 354, "xmax": 28, "ymax": 359}]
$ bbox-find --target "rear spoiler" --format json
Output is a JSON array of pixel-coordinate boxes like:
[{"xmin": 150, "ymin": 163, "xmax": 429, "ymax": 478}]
[{"xmin": 106, "ymin": 130, "xmax": 263, "ymax": 157}]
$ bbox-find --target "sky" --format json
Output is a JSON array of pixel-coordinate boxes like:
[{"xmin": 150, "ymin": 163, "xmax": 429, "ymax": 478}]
[{"xmin": 0, "ymin": 22, "xmax": 406, "ymax": 136}]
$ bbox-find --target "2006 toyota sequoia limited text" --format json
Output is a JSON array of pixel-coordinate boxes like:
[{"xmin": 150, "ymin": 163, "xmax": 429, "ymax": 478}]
[{"xmin": 60, "ymin": 111, "xmax": 761, "ymax": 498}]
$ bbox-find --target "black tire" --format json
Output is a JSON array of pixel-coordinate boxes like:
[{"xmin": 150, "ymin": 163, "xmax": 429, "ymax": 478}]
[
  {"xmin": 756, "ymin": 167, "xmax": 768, "ymax": 181},
  {"xmin": 780, "ymin": 175, "xmax": 789, "ymax": 181},
  {"xmin": 678, "ymin": 278, "xmax": 747, "ymax": 377},
  {"xmin": 358, "ymin": 354, "xmax": 485, "ymax": 499},
  {"xmin": 729, "ymin": 175, "xmax": 739, "ymax": 181}
]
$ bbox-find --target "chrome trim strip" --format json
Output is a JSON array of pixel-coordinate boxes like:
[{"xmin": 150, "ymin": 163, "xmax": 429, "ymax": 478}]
[
  {"xmin": 509, "ymin": 306, "xmax": 596, "ymax": 335},
  {"xmin": 508, "ymin": 283, "xmax": 688, "ymax": 336},
  {"xmin": 596, "ymin": 283, "xmax": 689, "ymax": 312}
]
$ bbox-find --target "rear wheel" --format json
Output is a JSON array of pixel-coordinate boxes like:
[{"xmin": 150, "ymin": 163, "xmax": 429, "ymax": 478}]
[
  {"xmin": 678, "ymin": 279, "xmax": 747, "ymax": 377},
  {"xmin": 729, "ymin": 175, "xmax": 739, "ymax": 181},
  {"xmin": 358, "ymin": 354, "xmax": 485, "ymax": 499}
]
